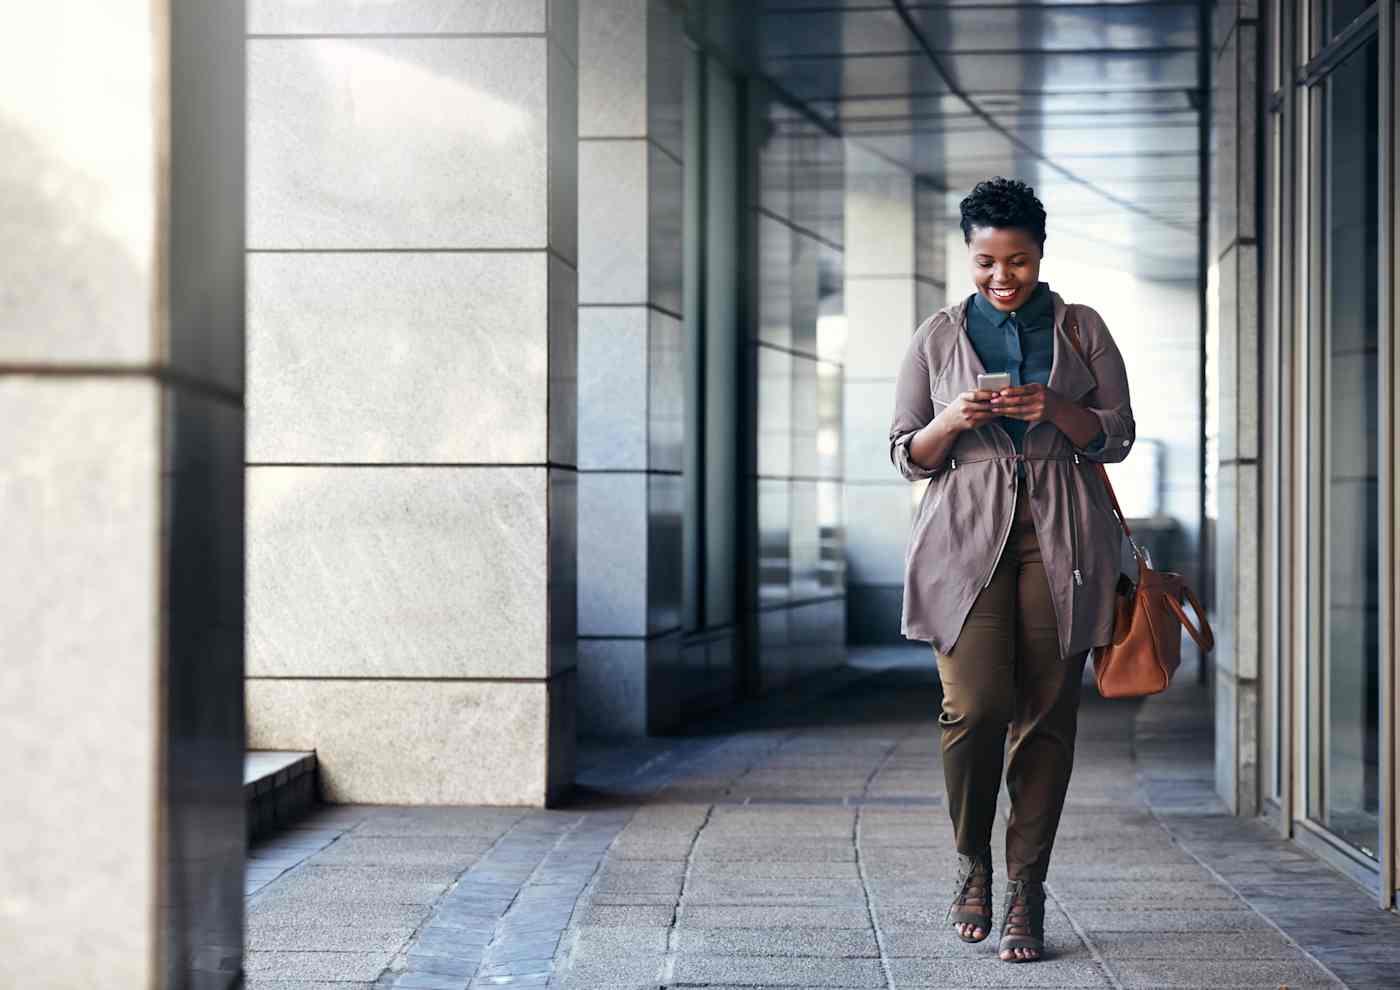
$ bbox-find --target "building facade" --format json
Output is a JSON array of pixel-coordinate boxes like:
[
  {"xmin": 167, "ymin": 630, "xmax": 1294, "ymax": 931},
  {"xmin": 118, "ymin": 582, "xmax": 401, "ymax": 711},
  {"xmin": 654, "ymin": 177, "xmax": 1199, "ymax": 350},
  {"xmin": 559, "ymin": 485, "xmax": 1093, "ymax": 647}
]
[
  {"xmin": 6, "ymin": 1, "xmax": 1400, "ymax": 986},
  {"xmin": 1234, "ymin": 0, "xmax": 1400, "ymax": 909}
]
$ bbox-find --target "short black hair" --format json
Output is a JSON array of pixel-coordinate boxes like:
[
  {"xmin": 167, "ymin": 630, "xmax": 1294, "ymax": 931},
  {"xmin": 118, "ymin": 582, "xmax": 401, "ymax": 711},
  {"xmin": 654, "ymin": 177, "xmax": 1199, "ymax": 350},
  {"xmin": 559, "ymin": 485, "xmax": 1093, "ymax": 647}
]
[{"xmin": 959, "ymin": 177, "xmax": 1047, "ymax": 249}]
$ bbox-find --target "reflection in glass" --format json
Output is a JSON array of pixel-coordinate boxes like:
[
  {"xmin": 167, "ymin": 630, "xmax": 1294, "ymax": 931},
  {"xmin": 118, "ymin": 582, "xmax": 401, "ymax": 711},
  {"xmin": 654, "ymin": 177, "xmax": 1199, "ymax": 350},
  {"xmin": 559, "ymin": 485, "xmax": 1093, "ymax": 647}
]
[
  {"xmin": 1311, "ymin": 37, "xmax": 1379, "ymax": 858},
  {"xmin": 1322, "ymin": 0, "xmax": 1373, "ymax": 43}
]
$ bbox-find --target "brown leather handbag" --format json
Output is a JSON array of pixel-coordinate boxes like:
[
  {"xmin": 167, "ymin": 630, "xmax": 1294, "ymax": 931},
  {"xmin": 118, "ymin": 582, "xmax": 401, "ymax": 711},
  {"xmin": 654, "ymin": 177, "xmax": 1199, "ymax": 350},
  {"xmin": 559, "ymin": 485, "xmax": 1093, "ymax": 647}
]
[{"xmin": 1065, "ymin": 311, "xmax": 1215, "ymax": 698}]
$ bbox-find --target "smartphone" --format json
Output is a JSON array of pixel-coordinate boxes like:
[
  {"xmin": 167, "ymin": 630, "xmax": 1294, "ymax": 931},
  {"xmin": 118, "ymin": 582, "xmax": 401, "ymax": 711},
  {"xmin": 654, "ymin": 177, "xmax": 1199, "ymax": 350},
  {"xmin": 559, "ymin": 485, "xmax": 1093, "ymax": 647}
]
[{"xmin": 977, "ymin": 372, "xmax": 1011, "ymax": 392}]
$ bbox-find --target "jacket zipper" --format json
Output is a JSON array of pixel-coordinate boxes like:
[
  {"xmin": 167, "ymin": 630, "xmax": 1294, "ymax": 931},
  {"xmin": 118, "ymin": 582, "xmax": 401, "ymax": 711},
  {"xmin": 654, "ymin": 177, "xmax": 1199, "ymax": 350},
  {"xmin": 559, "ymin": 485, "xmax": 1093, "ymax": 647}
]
[
  {"xmin": 1067, "ymin": 455, "xmax": 1084, "ymax": 631},
  {"xmin": 981, "ymin": 453, "xmax": 1019, "ymax": 590}
]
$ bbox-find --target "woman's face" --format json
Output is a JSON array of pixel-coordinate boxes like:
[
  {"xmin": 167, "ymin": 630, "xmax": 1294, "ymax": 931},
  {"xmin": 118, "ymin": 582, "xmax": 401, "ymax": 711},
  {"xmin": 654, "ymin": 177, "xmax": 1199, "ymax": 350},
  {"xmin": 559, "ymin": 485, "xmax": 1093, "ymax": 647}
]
[{"xmin": 967, "ymin": 226, "xmax": 1043, "ymax": 312}]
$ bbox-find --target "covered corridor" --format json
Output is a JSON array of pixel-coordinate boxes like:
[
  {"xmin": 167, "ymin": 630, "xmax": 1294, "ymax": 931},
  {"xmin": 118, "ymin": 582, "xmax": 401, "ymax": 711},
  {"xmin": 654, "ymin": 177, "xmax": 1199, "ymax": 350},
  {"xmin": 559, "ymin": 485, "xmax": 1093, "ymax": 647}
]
[{"xmin": 243, "ymin": 650, "xmax": 1400, "ymax": 988}]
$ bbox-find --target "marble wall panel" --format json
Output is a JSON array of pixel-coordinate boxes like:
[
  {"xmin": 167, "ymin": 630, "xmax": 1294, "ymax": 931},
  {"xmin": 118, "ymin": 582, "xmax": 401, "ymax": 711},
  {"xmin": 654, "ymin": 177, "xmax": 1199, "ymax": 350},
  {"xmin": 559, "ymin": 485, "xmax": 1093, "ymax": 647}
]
[
  {"xmin": 790, "ymin": 481, "xmax": 822, "ymax": 599},
  {"xmin": 758, "ymin": 478, "xmax": 792, "ymax": 606},
  {"xmin": 757, "ymin": 345, "xmax": 794, "ymax": 478},
  {"xmin": 547, "ymin": 668, "xmax": 577, "ymax": 800},
  {"xmin": 579, "ymin": 0, "xmax": 647, "ymax": 137},
  {"xmin": 1235, "ymin": 244, "xmax": 1259, "ymax": 461},
  {"xmin": 549, "ymin": 468, "xmax": 579, "ymax": 677},
  {"xmin": 249, "ymin": 0, "xmax": 547, "ymax": 33},
  {"xmin": 0, "ymin": 378, "xmax": 161, "ymax": 988},
  {"xmin": 549, "ymin": 37, "xmax": 580, "ymax": 267},
  {"xmin": 844, "ymin": 484, "xmax": 912, "ymax": 585},
  {"xmin": 578, "ymin": 140, "xmax": 649, "ymax": 302},
  {"xmin": 247, "ymin": 678, "xmax": 562, "ymax": 804},
  {"xmin": 248, "ymin": 38, "xmax": 547, "ymax": 248},
  {"xmin": 162, "ymin": 386, "xmax": 245, "ymax": 988},
  {"xmin": 845, "ymin": 278, "xmax": 917, "ymax": 381},
  {"xmin": 816, "ymin": 370, "xmax": 844, "ymax": 481},
  {"xmin": 1215, "ymin": 667, "xmax": 1240, "ymax": 810},
  {"xmin": 791, "ymin": 231, "xmax": 821, "ymax": 356},
  {"xmin": 648, "ymin": 142, "xmax": 684, "ymax": 315},
  {"xmin": 576, "ymin": 639, "xmax": 648, "ymax": 736},
  {"xmin": 649, "ymin": 310, "xmax": 685, "ymax": 472},
  {"xmin": 791, "ymin": 355, "xmax": 820, "ymax": 479},
  {"xmin": 577, "ymin": 471, "xmax": 649, "ymax": 635},
  {"xmin": 0, "ymin": 5, "xmax": 157, "ymax": 366},
  {"xmin": 916, "ymin": 279, "xmax": 944, "ymax": 323},
  {"xmin": 169, "ymin": 0, "xmax": 246, "ymax": 395},
  {"xmin": 646, "ymin": 0, "xmax": 686, "ymax": 161},
  {"xmin": 247, "ymin": 252, "xmax": 549, "ymax": 464},
  {"xmin": 648, "ymin": 473, "xmax": 684, "ymax": 634},
  {"xmin": 843, "ymin": 381, "xmax": 899, "ymax": 483},
  {"xmin": 578, "ymin": 306, "xmax": 648, "ymax": 471},
  {"xmin": 1216, "ymin": 246, "xmax": 1240, "ymax": 463},
  {"xmin": 757, "ymin": 119, "xmax": 793, "ymax": 221},
  {"xmin": 844, "ymin": 147, "xmax": 913, "ymax": 278},
  {"xmin": 247, "ymin": 466, "xmax": 549, "ymax": 678},
  {"xmin": 550, "ymin": 253, "xmax": 579, "ymax": 468},
  {"xmin": 817, "ymin": 479, "xmax": 847, "ymax": 594},
  {"xmin": 758, "ymin": 215, "xmax": 794, "ymax": 349}
]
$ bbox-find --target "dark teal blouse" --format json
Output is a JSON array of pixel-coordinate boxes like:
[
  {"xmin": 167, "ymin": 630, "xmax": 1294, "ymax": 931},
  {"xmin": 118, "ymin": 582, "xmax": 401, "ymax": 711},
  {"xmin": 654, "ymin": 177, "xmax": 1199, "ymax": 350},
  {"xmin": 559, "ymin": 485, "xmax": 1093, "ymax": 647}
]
[
  {"xmin": 964, "ymin": 282, "xmax": 1105, "ymax": 456},
  {"xmin": 965, "ymin": 282, "xmax": 1055, "ymax": 453}
]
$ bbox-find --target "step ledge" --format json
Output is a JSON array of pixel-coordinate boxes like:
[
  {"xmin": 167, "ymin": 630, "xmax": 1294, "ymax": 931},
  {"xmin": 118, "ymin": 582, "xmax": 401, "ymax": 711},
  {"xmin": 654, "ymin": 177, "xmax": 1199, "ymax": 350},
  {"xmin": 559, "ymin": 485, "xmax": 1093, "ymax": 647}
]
[{"xmin": 243, "ymin": 750, "xmax": 316, "ymax": 799}]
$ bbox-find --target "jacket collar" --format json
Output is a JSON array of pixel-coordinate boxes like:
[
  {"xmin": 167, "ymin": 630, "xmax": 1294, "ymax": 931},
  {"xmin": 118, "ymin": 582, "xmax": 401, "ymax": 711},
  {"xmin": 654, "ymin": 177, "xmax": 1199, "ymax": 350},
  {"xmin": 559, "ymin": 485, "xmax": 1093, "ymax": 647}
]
[
  {"xmin": 950, "ymin": 291, "xmax": 1096, "ymax": 403},
  {"xmin": 970, "ymin": 281, "xmax": 1053, "ymax": 329}
]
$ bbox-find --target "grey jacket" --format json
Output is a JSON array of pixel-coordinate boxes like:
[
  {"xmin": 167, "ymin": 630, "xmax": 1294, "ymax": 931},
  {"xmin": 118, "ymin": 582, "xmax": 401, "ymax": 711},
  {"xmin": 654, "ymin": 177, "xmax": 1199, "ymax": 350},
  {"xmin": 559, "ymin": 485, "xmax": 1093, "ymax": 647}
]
[{"xmin": 887, "ymin": 293, "xmax": 1135, "ymax": 658}]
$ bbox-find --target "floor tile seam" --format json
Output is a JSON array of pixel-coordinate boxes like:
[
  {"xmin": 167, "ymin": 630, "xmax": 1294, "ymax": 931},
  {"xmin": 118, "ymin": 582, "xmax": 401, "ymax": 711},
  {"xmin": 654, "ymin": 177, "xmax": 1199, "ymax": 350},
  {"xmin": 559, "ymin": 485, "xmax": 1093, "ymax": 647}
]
[
  {"xmin": 244, "ymin": 822, "xmax": 361, "ymax": 906},
  {"xmin": 661, "ymin": 801, "xmax": 719, "ymax": 986},
  {"xmin": 853, "ymin": 731, "xmax": 907, "ymax": 990},
  {"xmin": 1042, "ymin": 881, "xmax": 1128, "ymax": 990},
  {"xmin": 518, "ymin": 805, "xmax": 646, "ymax": 985},
  {"xmin": 371, "ymin": 809, "xmax": 547, "ymax": 989},
  {"xmin": 1140, "ymin": 801, "xmax": 1350, "ymax": 989}
]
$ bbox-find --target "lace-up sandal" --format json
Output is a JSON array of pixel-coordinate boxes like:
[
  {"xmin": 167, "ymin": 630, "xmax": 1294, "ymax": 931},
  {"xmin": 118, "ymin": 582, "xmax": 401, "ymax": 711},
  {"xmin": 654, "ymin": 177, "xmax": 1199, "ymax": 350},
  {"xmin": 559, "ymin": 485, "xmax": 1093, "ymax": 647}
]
[
  {"xmin": 998, "ymin": 879, "xmax": 1046, "ymax": 962},
  {"xmin": 945, "ymin": 851, "xmax": 993, "ymax": 942}
]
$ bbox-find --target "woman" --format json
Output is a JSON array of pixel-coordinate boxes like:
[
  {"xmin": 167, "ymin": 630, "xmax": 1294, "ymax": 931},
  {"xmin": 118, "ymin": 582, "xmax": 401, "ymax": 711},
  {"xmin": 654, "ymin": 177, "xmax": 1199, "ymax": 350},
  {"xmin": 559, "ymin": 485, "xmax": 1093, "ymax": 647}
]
[{"xmin": 887, "ymin": 178, "xmax": 1134, "ymax": 962}]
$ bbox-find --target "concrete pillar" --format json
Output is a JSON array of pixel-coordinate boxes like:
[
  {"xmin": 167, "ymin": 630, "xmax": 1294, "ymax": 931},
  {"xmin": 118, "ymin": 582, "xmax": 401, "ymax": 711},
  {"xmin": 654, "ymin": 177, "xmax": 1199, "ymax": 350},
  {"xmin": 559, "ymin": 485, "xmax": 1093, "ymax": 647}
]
[
  {"xmin": 842, "ymin": 143, "xmax": 945, "ymax": 643},
  {"xmin": 1211, "ymin": 0, "xmax": 1262, "ymax": 815},
  {"xmin": 0, "ymin": 2, "xmax": 246, "ymax": 986},
  {"xmin": 751, "ymin": 105, "xmax": 849, "ymax": 691},
  {"xmin": 575, "ymin": 0, "xmax": 692, "ymax": 733},
  {"xmin": 244, "ymin": 1, "xmax": 578, "ymax": 804}
]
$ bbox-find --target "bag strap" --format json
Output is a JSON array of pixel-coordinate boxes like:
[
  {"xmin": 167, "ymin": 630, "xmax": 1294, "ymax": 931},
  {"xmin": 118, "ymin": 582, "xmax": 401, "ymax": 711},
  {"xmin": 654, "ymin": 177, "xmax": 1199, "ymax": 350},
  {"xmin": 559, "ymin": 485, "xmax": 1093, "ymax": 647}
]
[
  {"xmin": 1166, "ymin": 584, "xmax": 1216, "ymax": 653},
  {"xmin": 1062, "ymin": 307, "xmax": 1136, "ymax": 546}
]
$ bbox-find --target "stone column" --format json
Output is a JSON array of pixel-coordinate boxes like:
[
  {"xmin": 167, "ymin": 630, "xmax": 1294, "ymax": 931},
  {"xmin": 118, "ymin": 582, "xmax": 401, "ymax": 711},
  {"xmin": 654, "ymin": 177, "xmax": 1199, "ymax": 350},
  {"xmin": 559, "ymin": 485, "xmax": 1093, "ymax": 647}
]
[
  {"xmin": 0, "ymin": 2, "xmax": 246, "ymax": 986},
  {"xmin": 1211, "ymin": 0, "xmax": 1262, "ymax": 815},
  {"xmin": 575, "ymin": 0, "xmax": 689, "ymax": 734},
  {"xmin": 244, "ymin": 1, "xmax": 578, "ymax": 804},
  {"xmin": 842, "ymin": 143, "xmax": 945, "ymax": 642}
]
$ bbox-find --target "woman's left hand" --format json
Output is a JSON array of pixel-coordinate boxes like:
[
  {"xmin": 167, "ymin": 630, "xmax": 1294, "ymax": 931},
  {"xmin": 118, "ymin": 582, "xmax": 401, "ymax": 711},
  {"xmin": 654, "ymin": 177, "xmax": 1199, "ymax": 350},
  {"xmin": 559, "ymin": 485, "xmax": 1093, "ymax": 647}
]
[{"xmin": 991, "ymin": 383, "xmax": 1061, "ymax": 423}]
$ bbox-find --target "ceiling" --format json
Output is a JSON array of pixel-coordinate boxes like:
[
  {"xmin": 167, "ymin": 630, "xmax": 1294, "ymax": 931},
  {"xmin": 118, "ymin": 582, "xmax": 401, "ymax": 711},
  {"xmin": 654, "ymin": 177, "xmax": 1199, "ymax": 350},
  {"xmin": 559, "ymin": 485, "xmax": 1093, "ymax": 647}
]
[{"xmin": 748, "ymin": 0, "xmax": 1206, "ymax": 280}]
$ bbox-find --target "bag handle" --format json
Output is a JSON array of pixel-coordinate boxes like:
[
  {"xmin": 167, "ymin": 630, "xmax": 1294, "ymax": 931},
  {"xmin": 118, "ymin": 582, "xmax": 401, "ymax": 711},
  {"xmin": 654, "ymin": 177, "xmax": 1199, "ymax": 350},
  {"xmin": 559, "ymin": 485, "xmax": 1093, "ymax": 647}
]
[
  {"xmin": 1062, "ymin": 307, "xmax": 1137, "ymax": 549},
  {"xmin": 1165, "ymin": 584, "xmax": 1216, "ymax": 653}
]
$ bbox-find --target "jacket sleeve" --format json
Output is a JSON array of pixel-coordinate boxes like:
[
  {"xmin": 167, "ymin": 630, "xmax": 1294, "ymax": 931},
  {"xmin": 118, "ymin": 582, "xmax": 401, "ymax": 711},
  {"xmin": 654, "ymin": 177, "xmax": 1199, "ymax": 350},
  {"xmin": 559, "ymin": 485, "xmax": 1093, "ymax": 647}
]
[
  {"xmin": 1075, "ymin": 307, "xmax": 1135, "ymax": 464},
  {"xmin": 888, "ymin": 318, "xmax": 941, "ymax": 481}
]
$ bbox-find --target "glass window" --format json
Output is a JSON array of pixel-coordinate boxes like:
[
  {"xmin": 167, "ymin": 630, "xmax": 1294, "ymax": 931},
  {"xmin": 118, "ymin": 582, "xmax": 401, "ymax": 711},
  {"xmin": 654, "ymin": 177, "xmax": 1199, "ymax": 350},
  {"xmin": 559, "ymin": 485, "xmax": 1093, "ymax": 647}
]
[
  {"xmin": 1322, "ymin": 0, "xmax": 1373, "ymax": 42},
  {"xmin": 1309, "ymin": 35, "xmax": 1381, "ymax": 859}
]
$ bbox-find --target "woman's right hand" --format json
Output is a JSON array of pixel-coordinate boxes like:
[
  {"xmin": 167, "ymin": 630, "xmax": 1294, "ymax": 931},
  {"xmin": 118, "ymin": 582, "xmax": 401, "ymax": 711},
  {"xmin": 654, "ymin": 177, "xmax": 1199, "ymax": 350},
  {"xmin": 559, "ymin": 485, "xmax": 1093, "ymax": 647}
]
[{"xmin": 940, "ymin": 389, "xmax": 999, "ymax": 433}]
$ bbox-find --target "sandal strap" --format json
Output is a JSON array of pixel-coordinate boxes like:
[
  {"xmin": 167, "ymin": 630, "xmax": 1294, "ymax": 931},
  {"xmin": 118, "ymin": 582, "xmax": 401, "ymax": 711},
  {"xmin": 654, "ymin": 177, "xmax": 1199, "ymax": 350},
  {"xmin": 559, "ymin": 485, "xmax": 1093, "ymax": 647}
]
[
  {"xmin": 1000, "ymin": 879, "xmax": 1046, "ymax": 938},
  {"xmin": 944, "ymin": 851, "xmax": 993, "ymax": 924}
]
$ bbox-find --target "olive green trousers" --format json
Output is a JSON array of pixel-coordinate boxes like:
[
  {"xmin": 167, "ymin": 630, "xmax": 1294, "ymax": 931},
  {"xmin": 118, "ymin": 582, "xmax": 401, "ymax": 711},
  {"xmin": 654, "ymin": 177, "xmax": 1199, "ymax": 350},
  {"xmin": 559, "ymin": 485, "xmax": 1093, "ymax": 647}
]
[{"xmin": 936, "ymin": 487, "xmax": 1089, "ymax": 882}]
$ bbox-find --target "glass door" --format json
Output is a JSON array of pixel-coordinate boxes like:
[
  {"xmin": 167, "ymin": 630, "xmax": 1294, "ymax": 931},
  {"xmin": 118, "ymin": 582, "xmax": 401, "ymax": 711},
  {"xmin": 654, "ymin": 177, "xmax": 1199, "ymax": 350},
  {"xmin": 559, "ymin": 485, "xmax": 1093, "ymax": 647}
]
[{"xmin": 1306, "ymin": 30, "xmax": 1383, "ymax": 861}]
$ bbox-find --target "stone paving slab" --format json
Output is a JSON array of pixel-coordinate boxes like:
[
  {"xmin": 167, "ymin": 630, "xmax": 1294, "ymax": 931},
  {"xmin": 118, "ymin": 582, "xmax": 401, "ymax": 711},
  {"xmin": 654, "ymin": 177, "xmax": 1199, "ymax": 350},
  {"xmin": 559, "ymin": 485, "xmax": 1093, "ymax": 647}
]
[
  {"xmin": 1106, "ymin": 958, "xmax": 1344, "ymax": 988},
  {"xmin": 246, "ymin": 650, "xmax": 1396, "ymax": 988}
]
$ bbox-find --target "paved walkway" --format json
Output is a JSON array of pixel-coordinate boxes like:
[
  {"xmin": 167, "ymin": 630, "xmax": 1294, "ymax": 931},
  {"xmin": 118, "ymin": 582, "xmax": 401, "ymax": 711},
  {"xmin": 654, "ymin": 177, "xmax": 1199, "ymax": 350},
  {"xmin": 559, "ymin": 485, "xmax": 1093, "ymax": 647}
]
[{"xmin": 243, "ymin": 647, "xmax": 1400, "ymax": 989}]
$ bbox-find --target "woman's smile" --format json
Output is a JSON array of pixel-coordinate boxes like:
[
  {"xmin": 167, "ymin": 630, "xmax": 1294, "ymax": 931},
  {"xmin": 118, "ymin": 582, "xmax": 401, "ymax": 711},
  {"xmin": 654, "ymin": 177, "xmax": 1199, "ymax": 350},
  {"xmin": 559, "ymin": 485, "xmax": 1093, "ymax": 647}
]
[{"xmin": 988, "ymin": 285, "xmax": 1020, "ymax": 304}]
